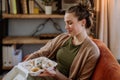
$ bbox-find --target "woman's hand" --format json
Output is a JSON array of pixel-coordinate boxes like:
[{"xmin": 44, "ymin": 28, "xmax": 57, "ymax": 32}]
[
  {"xmin": 38, "ymin": 68, "xmax": 56, "ymax": 77},
  {"xmin": 38, "ymin": 68, "xmax": 69, "ymax": 80}
]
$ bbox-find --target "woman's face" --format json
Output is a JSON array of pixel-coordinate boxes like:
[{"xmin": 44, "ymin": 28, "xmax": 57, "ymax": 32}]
[{"xmin": 64, "ymin": 13, "xmax": 84, "ymax": 36}]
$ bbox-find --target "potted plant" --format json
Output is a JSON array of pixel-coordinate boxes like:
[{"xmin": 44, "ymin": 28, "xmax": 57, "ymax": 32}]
[{"xmin": 41, "ymin": 0, "xmax": 56, "ymax": 14}]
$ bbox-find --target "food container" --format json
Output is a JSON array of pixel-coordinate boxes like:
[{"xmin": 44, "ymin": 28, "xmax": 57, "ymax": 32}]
[
  {"xmin": 3, "ymin": 66, "xmax": 28, "ymax": 80},
  {"xmin": 3, "ymin": 57, "xmax": 57, "ymax": 80},
  {"xmin": 29, "ymin": 67, "xmax": 44, "ymax": 76}
]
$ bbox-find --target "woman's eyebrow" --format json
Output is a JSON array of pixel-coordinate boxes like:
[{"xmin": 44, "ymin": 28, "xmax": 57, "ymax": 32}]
[{"xmin": 65, "ymin": 20, "xmax": 71, "ymax": 22}]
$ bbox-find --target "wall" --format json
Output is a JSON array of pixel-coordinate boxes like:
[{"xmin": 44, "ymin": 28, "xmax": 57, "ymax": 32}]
[
  {"xmin": 8, "ymin": 19, "xmax": 65, "ymax": 36},
  {"xmin": 109, "ymin": 0, "xmax": 120, "ymax": 59},
  {"xmin": 8, "ymin": 19, "xmax": 65, "ymax": 57}
]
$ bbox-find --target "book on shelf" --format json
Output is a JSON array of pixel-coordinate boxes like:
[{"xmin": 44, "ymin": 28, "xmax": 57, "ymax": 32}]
[
  {"xmin": 28, "ymin": 0, "xmax": 34, "ymax": 14},
  {"xmin": 2, "ymin": 45, "xmax": 22, "ymax": 67},
  {"xmin": 9, "ymin": 0, "xmax": 17, "ymax": 14},
  {"xmin": 2, "ymin": 0, "xmax": 6, "ymax": 13},
  {"xmin": 2, "ymin": 46, "xmax": 8, "ymax": 67},
  {"xmin": 7, "ymin": 45, "xmax": 15, "ymax": 66},
  {"xmin": 21, "ymin": 0, "xmax": 28, "ymax": 14},
  {"xmin": 16, "ymin": 0, "xmax": 23, "ymax": 14},
  {"xmin": 3, "ymin": 0, "xmax": 41, "ymax": 14},
  {"xmin": 6, "ymin": 0, "xmax": 10, "ymax": 14}
]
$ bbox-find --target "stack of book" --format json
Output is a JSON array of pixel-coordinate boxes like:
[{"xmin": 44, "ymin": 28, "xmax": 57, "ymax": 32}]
[
  {"xmin": 2, "ymin": 0, "xmax": 38, "ymax": 14},
  {"xmin": 2, "ymin": 45, "xmax": 22, "ymax": 67}
]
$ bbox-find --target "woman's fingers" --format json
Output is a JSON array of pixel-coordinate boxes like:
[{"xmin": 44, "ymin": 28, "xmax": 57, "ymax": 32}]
[
  {"xmin": 45, "ymin": 68, "xmax": 56, "ymax": 75},
  {"xmin": 38, "ymin": 72, "xmax": 50, "ymax": 76},
  {"xmin": 38, "ymin": 69, "xmax": 56, "ymax": 77}
]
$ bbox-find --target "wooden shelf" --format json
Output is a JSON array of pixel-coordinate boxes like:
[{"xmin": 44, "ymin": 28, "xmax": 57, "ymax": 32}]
[
  {"xmin": 2, "ymin": 66, "xmax": 13, "ymax": 70},
  {"xmin": 2, "ymin": 36, "xmax": 50, "ymax": 44},
  {"xmin": 2, "ymin": 13, "xmax": 64, "ymax": 19}
]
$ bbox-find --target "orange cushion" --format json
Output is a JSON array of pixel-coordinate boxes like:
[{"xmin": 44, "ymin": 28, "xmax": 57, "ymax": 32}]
[{"xmin": 91, "ymin": 39, "xmax": 120, "ymax": 80}]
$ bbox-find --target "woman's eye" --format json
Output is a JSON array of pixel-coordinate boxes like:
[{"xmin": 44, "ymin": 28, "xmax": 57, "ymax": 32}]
[
  {"xmin": 65, "ymin": 21, "xmax": 73, "ymax": 25},
  {"xmin": 68, "ymin": 22, "xmax": 72, "ymax": 25}
]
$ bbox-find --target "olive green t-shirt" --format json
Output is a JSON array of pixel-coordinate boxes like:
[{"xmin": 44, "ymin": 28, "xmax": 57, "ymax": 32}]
[
  {"xmin": 56, "ymin": 37, "xmax": 81, "ymax": 77},
  {"xmin": 27, "ymin": 37, "xmax": 81, "ymax": 80}
]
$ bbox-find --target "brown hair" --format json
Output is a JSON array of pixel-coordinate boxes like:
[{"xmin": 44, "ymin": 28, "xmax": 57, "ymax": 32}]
[{"xmin": 66, "ymin": 3, "xmax": 92, "ymax": 29}]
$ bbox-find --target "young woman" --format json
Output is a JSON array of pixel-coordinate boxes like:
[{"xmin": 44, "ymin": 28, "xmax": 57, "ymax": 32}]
[{"xmin": 26, "ymin": 3, "xmax": 100, "ymax": 80}]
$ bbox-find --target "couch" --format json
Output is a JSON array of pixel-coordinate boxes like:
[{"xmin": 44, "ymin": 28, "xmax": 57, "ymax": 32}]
[{"xmin": 91, "ymin": 39, "xmax": 120, "ymax": 80}]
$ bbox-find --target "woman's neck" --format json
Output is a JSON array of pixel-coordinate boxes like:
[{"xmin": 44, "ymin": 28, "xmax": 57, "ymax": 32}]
[{"xmin": 72, "ymin": 29, "xmax": 88, "ymax": 45}]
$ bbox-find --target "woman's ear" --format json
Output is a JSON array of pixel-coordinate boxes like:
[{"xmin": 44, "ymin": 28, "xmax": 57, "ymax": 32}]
[{"xmin": 81, "ymin": 19, "xmax": 86, "ymax": 26}]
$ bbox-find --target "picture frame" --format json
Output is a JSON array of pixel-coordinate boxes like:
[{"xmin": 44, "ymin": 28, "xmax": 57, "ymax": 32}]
[
  {"xmin": 61, "ymin": 0, "xmax": 94, "ymax": 11},
  {"xmin": 61, "ymin": 0, "xmax": 79, "ymax": 11}
]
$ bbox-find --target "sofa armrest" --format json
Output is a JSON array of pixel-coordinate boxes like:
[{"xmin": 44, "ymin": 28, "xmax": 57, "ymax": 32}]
[{"xmin": 91, "ymin": 39, "xmax": 120, "ymax": 80}]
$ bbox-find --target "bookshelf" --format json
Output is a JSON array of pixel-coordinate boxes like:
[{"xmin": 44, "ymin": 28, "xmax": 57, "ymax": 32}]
[
  {"xmin": 1, "ymin": 13, "xmax": 64, "ymax": 70},
  {"xmin": 2, "ymin": 13, "xmax": 64, "ymax": 45},
  {"xmin": 3, "ymin": 36, "xmax": 50, "ymax": 44},
  {"xmin": 2, "ymin": 66, "xmax": 13, "ymax": 70},
  {"xmin": 0, "ymin": 0, "xmax": 64, "ymax": 72},
  {"xmin": 2, "ymin": 13, "xmax": 64, "ymax": 19},
  {"xmin": 0, "ymin": 0, "xmax": 3, "ymax": 74}
]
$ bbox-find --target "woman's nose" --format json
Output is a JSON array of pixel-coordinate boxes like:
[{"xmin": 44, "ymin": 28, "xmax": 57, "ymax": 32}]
[
  {"xmin": 65, "ymin": 24, "xmax": 68, "ymax": 29},
  {"xmin": 65, "ymin": 24, "xmax": 70, "ymax": 29}
]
